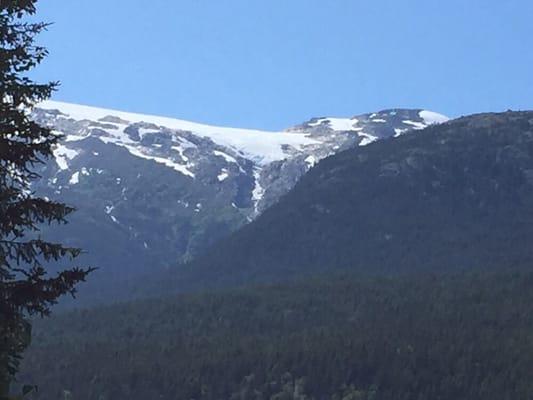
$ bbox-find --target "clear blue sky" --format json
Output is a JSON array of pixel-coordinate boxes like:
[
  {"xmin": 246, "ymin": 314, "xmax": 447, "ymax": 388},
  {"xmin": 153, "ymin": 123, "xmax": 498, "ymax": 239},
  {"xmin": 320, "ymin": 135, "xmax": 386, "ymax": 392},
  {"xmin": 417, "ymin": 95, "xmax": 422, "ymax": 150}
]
[{"xmin": 33, "ymin": 0, "xmax": 533, "ymax": 130}]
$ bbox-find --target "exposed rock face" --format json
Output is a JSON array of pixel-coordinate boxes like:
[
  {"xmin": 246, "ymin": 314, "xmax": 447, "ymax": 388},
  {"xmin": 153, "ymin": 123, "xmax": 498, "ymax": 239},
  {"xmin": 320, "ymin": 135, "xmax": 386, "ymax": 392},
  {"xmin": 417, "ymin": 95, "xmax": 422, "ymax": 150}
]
[{"xmin": 30, "ymin": 101, "xmax": 447, "ymax": 294}]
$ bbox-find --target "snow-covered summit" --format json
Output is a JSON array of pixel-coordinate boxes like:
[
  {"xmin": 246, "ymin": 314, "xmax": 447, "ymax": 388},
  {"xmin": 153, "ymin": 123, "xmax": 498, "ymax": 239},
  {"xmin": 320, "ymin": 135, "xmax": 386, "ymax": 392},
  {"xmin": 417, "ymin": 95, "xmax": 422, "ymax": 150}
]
[
  {"xmin": 38, "ymin": 100, "xmax": 318, "ymax": 165},
  {"xmin": 32, "ymin": 102, "xmax": 449, "ymax": 214}
]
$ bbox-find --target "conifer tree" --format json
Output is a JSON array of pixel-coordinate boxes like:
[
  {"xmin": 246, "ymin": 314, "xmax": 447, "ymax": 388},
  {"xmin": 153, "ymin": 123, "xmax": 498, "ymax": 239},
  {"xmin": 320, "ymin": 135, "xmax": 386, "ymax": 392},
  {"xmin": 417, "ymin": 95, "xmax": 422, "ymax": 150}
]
[{"xmin": 0, "ymin": 1, "xmax": 93, "ymax": 396}]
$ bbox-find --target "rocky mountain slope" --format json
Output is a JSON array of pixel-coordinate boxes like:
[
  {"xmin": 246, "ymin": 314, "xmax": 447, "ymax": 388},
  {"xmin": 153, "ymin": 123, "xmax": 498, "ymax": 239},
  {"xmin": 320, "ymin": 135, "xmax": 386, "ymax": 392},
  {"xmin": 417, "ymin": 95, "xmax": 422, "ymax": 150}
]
[
  {"xmin": 30, "ymin": 101, "xmax": 447, "ymax": 288},
  {"xmin": 153, "ymin": 111, "xmax": 533, "ymax": 293}
]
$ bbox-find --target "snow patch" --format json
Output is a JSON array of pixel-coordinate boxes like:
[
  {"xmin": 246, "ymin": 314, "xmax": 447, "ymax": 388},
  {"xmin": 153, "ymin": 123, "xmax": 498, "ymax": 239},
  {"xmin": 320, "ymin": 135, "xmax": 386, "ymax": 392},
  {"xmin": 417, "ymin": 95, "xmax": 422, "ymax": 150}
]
[
  {"xmin": 218, "ymin": 169, "xmax": 229, "ymax": 182},
  {"xmin": 122, "ymin": 145, "xmax": 195, "ymax": 178},
  {"xmin": 359, "ymin": 133, "xmax": 378, "ymax": 146},
  {"xmin": 305, "ymin": 155, "xmax": 317, "ymax": 168},
  {"xmin": 402, "ymin": 120, "xmax": 427, "ymax": 130},
  {"xmin": 53, "ymin": 144, "xmax": 79, "ymax": 170},
  {"xmin": 171, "ymin": 146, "xmax": 190, "ymax": 162},
  {"xmin": 65, "ymin": 134, "xmax": 90, "ymax": 142},
  {"xmin": 251, "ymin": 168, "xmax": 264, "ymax": 213},
  {"xmin": 177, "ymin": 200, "xmax": 189, "ymax": 208},
  {"xmin": 419, "ymin": 110, "xmax": 449, "ymax": 125},
  {"xmin": 213, "ymin": 150, "xmax": 238, "ymax": 164},
  {"xmin": 69, "ymin": 171, "xmax": 80, "ymax": 185},
  {"xmin": 309, "ymin": 117, "xmax": 360, "ymax": 132},
  {"xmin": 394, "ymin": 128, "xmax": 408, "ymax": 137}
]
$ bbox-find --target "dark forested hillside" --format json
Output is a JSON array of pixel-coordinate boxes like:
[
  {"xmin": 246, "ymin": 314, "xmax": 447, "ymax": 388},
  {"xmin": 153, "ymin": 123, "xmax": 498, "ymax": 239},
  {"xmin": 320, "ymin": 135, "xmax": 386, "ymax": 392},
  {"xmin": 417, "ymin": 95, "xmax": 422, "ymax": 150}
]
[
  {"xmin": 21, "ymin": 271, "xmax": 533, "ymax": 399},
  {"xmin": 156, "ymin": 111, "xmax": 533, "ymax": 293}
]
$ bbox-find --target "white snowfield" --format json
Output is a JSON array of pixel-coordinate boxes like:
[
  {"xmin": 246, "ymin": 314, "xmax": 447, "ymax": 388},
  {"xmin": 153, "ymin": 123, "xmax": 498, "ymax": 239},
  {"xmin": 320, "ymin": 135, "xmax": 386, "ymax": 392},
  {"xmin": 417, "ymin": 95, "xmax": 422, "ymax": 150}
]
[
  {"xmin": 53, "ymin": 144, "xmax": 79, "ymax": 170},
  {"xmin": 419, "ymin": 110, "xmax": 450, "ymax": 125},
  {"xmin": 38, "ymin": 101, "xmax": 319, "ymax": 165},
  {"xmin": 37, "ymin": 101, "xmax": 450, "ymax": 194}
]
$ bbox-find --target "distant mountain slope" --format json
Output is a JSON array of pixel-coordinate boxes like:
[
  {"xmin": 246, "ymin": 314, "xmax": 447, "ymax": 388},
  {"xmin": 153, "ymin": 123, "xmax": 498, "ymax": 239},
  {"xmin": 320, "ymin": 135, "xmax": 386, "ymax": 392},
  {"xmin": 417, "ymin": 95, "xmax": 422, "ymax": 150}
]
[
  {"xmin": 30, "ymin": 102, "xmax": 445, "ymax": 293},
  {"xmin": 163, "ymin": 111, "xmax": 533, "ymax": 292}
]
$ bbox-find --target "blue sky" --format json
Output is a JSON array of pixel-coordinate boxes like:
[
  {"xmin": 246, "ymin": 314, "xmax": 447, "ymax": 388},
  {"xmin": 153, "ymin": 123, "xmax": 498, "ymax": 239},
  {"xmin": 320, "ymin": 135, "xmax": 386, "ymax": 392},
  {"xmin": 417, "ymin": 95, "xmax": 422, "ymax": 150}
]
[{"xmin": 33, "ymin": 0, "xmax": 533, "ymax": 130}]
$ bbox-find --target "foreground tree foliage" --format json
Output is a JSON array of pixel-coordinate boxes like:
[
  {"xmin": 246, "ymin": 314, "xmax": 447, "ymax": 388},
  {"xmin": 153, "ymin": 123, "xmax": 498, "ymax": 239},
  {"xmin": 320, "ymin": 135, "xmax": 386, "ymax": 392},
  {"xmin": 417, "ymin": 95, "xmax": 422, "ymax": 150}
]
[
  {"xmin": 0, "ymin": 1, "xmax": 93, "ymax": 397},
  {"xmin": 21, "ymin": 270, "xmax": 533, "ymax": 400}
]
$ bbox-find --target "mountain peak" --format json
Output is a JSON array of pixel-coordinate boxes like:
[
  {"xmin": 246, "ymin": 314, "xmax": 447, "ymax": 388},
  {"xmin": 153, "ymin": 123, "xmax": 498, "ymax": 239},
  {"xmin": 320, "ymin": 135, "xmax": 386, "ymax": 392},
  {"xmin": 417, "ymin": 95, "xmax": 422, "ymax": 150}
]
[
  {"xmin": 30, "ymin": 101, "xmax": 450, "ymax": 305},
  {"xmin": 37, "ymin": 100, "xmax": 318, "ymax": 165}
]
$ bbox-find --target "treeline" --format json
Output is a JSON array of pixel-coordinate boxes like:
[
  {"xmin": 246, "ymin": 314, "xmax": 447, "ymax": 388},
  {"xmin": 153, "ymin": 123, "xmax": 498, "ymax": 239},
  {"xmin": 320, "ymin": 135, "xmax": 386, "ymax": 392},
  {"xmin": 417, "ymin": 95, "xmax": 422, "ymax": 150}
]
[{"xmin": 20, "ymin": 270, "xmax": 533, "ymax": 399}]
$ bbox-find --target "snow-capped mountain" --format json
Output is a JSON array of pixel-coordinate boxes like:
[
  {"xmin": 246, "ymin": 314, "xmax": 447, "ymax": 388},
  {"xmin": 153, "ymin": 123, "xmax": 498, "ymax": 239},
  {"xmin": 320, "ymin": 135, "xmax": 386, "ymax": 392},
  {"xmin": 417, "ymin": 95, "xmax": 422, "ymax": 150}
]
[{"xmin": 30, "ymin": 101, "xmax": 448, "ymax": 294}]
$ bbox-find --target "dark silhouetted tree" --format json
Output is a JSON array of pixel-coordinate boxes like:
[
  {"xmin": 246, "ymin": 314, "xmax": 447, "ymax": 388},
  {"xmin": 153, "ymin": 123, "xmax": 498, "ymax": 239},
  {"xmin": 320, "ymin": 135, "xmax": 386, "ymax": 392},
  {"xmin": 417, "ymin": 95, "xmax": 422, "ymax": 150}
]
[{"xmin": 0, "ymin": 1, "xmax": 93, "ymax": 396}]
